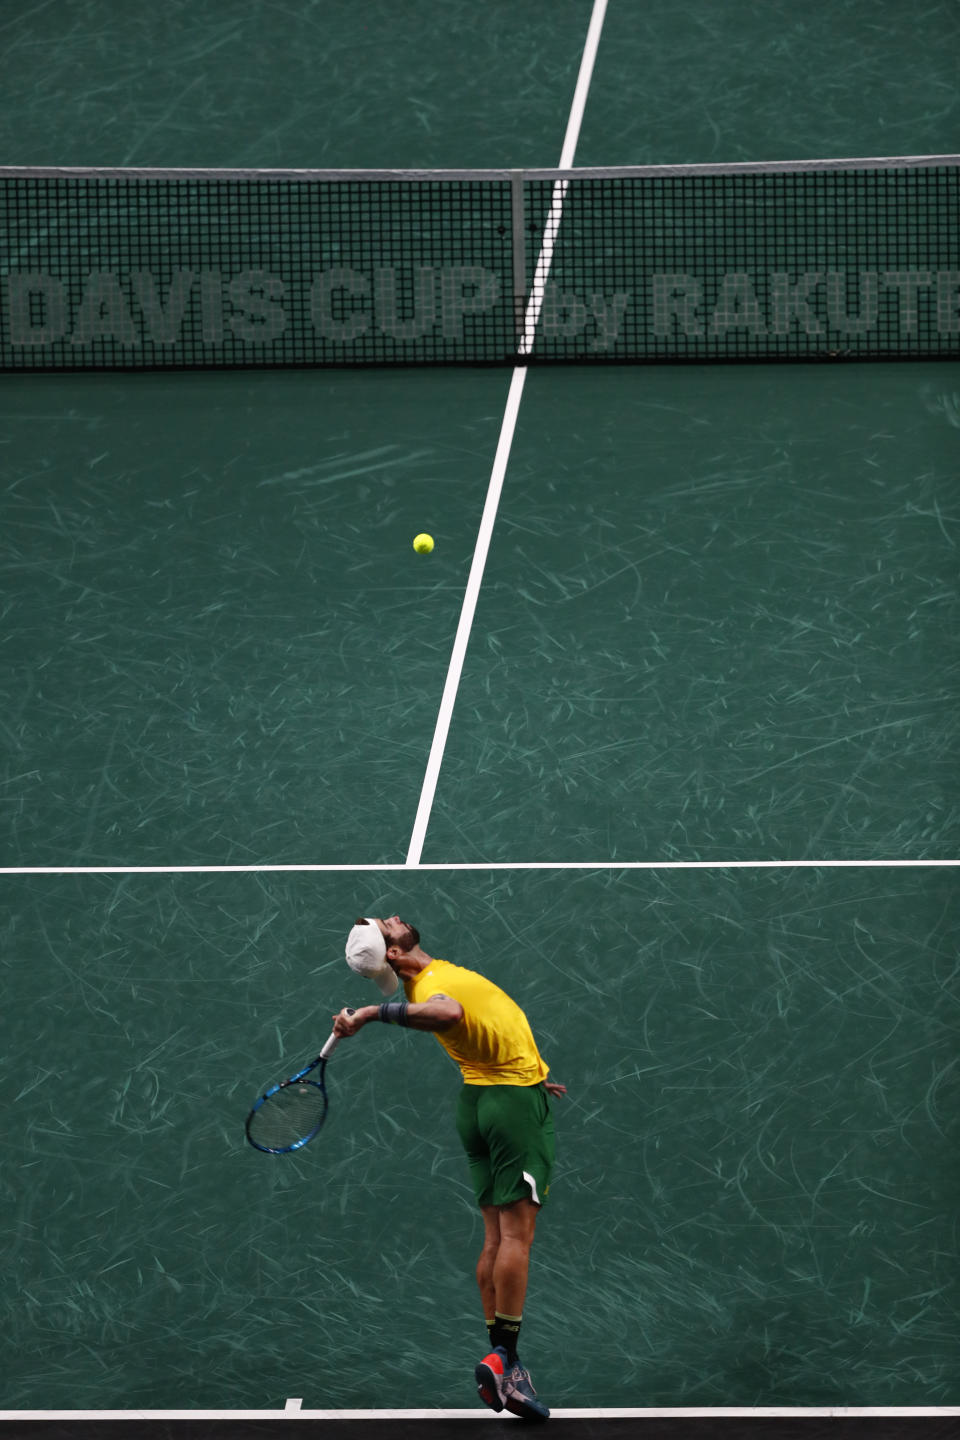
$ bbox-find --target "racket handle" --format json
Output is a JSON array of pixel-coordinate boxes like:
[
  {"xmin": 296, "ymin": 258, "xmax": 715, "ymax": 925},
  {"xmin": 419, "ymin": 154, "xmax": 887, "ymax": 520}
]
[{"xmin": 320, "ymin": 1007, "xmax": 356, "ymax": 1060}]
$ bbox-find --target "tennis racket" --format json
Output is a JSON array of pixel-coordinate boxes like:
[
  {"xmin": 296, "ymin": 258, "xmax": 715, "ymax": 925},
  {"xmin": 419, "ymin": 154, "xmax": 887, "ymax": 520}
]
[{"xmin": 245, "ymin": 1009, "xmax": 354, "ymax": 1155}]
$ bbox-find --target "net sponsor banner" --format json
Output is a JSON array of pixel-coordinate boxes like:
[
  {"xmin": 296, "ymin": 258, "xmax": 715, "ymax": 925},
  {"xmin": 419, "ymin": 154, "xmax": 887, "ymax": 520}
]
[
  {"xmin": 0, "ymin": 162, "xmax": 957, "ymax": 369},
  {"xmin": 529, "ymin": 166, "xmax": 960, "ymax": 361},
  {"xmin": 0, "ymin": 173, "xmax": 517, "ymax": 369}
]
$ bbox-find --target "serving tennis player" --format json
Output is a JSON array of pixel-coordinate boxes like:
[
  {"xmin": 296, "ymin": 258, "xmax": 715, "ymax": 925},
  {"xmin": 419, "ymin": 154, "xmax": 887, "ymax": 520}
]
[{"xmin": 335, "ymin": 915, "xmax": 567, "ymax": 1422}]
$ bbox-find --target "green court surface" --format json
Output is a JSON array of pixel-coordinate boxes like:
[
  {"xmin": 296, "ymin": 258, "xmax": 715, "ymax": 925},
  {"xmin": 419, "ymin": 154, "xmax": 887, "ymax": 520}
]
[
  {"xmin": 577, "ymin": 0, "xmax": 960, "ymax": 166},
  {"xmin": 5, "ymin": 0, "xmax": 958, "ymax": 169},
  {"xmin": 1, "ymin": 0, "xmax": 597, "ymax": 170},
  {"xmin": 2, "ymin": 362, "xmax": 956, "ymax": 866},
  {"xmin": 1, "ymin": 369, "xmax": 507, "ymax": 867},
  {"xmin": 423, "ymin": 363, "xmax": 959, "ymax": 864},
  {"xmin": 1, "ymin": 0, "xmax": 958, "ymax": 1419},
  {"xmin": 3, "ymin": 865, "xmax": 958, "ymax": 1409}
]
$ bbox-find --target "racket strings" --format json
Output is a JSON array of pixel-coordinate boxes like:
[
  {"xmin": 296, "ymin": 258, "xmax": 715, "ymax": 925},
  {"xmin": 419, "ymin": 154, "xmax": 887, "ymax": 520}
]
[{"xmin": 247, "ymin": 1079, "xmax": 328, "ymax": 1151}]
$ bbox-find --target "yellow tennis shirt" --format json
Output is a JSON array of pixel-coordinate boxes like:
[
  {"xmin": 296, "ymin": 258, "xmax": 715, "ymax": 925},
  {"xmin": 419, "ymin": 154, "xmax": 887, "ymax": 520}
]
[{"xmin": 404, "ymin": 958, "xmax": 549, "ymax": 1086}]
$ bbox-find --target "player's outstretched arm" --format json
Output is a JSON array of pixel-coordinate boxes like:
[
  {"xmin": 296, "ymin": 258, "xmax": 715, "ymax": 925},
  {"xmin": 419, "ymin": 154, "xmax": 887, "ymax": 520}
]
[{"xmin": 333, "ymin": 998, "xmax": 463, "ymax": 1037}]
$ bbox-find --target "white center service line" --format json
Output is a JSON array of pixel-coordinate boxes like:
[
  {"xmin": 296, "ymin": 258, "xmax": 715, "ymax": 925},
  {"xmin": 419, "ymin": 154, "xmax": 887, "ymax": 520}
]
[{"xmin": 405, "ymin": 0, "xmax": 609, "ymax": 868}]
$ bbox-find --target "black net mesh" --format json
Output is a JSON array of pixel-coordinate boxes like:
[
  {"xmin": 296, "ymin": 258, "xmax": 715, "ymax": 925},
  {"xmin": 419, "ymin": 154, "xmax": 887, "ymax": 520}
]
[
  {"xmin": 1, "ymin": 163, "xmax": 957, "ymax": 369},
  {"xmin": 0, "ymin": 173, "xmax": 515, "ymax": 369},
  {"xmin": 526, "ymin": 166, "xmax": 960, "ymax": 361}
]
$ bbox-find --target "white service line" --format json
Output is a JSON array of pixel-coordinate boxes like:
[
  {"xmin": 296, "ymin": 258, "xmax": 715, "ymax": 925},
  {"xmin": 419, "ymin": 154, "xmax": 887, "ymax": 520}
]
[
  {"xmin": 405, "ymin": 0, "xmax": 609, "ymax": 867},
  {"xmin": 0, "ymin": 860, "xmax": 957, "ymax": 875}
]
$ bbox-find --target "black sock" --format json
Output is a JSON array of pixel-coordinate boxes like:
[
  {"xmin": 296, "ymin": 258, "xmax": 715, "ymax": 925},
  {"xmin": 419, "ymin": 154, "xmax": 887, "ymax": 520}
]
[{"xmin": 491, "ymin": 1311, "xmax": 522, "ymax": 1365}]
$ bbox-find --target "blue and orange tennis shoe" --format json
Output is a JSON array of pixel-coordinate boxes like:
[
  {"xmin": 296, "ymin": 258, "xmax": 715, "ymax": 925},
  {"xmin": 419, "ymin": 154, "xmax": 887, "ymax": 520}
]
[
  {"xmin": 475, "ymin": 1347, "xmax": 550, "ymax": 1422},
  {"xmin": 475, "ymin": 1346, "xmax": 508, "ymax": 1412}
]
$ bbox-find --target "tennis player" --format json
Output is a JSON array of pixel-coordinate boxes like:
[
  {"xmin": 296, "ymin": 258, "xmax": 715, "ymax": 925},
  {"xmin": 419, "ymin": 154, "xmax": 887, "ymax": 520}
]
[{"xmin": 335, "ymin": 915, "xmax": 566, "ymax": 1422}]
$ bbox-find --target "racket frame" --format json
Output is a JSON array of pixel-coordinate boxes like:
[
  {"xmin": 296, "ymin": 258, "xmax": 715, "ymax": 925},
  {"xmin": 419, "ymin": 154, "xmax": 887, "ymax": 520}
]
[{"xmin": 245, "ymin": 1010, "xmax": 353, "ymax": 1155}]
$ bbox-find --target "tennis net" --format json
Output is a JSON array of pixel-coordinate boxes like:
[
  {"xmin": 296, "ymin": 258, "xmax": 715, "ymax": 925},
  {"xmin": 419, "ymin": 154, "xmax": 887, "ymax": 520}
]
[{"xmin": 1, "ymin": 157, "xmax": 958, "ymax": 369}]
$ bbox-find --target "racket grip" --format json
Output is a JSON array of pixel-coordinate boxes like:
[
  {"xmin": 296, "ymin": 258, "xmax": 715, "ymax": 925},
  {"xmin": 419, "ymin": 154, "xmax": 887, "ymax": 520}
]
[{"xmin": 320, "ymin": 1007, "xmax": 356, "ymax": 1060}]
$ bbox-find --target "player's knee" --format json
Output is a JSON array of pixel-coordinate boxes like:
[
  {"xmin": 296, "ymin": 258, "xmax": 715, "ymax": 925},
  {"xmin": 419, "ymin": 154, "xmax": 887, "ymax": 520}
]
[{"xmin": 499, "ymin": 1197, "xmax": 539, "ymax": 1247}]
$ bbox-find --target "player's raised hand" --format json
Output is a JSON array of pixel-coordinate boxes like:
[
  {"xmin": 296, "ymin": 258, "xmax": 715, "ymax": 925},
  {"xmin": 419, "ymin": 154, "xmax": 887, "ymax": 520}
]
[{"xmin": 332, "ymin": 1006, "xmax": 369, "ymax": 1037}]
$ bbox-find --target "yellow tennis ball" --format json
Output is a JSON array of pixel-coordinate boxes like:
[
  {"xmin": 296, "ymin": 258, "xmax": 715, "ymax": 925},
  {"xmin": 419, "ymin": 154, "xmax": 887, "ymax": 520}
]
[{"xmin": 413, "ymin": 533, "xmax": 434, "ymax": 554}]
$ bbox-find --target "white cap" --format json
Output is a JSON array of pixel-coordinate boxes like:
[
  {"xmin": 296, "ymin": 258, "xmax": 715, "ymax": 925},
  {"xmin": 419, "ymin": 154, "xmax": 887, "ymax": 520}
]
[{"xmin": 345, "ymin": 918, "xmax": 399, "ymax": 996}]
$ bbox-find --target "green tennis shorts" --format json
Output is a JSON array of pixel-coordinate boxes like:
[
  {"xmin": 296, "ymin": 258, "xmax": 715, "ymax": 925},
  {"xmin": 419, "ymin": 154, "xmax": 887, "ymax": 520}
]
[{"xmin": 455, "ymin": 1083, "xmax": 555, "ymax": 1209}]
